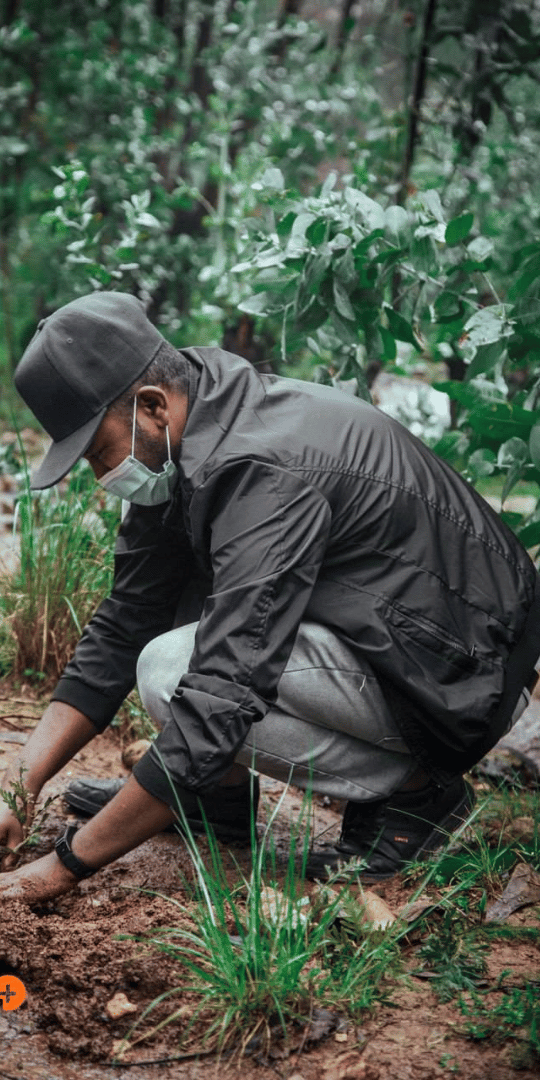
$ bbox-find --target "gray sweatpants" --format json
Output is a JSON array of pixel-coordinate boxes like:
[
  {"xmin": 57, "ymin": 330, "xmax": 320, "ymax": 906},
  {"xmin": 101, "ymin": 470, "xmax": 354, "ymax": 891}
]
[
  {"xmin": 136, "ymin": 620, "xmax": 531, "ymax": 803},
  {"xmin": 137, "ymin": 620, "xmax": 418, "ymax": 802}
]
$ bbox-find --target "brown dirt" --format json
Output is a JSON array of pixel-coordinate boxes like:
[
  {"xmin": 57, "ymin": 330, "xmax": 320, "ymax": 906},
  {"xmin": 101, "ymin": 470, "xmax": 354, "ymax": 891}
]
[{"xmin": 1, "ymin": 693, "xmax": 540, "ymax": 1080}]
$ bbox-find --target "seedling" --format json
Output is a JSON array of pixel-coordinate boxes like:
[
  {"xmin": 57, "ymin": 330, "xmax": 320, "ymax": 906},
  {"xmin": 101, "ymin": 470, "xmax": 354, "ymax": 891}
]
[{"xmin": 0, "ymin": 765, "xmax": 60, "ymax": 867}]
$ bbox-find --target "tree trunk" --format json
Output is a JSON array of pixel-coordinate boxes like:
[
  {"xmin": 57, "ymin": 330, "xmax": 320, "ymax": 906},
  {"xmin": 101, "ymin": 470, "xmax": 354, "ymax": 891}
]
[
  {"xmin": 277, "ymin": 0, "xmax": 303, "ymax": 26},
  {"xmin": 397, "ymin": 0, "xmax": 438, "ymax": 206},
  {"xmin": 329, "ymin": 0, "xmax": 356, "ymax": 78}
]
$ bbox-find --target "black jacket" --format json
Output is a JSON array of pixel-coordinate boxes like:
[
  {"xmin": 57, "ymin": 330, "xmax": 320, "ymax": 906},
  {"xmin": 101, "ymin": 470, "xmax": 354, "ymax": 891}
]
[{"xmin": 53, "ymin": 347, "xmax": 540, "ymax": 803}]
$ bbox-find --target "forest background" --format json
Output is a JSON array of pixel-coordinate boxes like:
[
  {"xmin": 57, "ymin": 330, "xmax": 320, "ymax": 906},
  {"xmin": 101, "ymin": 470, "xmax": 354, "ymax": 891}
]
[{"xmin": 2, "ymin": 0, "xmax": 540, "ymax": 561}]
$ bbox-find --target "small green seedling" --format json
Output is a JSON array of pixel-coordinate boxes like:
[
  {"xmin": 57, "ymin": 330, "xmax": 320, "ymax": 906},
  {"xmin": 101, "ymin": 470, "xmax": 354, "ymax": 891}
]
[{"xmin": 0, "ymin": 765, "xmax": 59, "ymax": 867}]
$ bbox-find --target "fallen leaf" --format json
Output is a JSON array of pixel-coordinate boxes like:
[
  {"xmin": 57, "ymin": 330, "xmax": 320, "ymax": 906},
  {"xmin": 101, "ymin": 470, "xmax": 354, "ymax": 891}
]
[
  {"xmin": 398, "ymin": 895, "xmax": 437, "ymax": 922},
  {"xmin": 485, "ymin": 862, "xmax": 540, "ymax": 922},
  {"xmin": 305, "ymin": 1006, "xmax": 340, "ymax": 1043}
]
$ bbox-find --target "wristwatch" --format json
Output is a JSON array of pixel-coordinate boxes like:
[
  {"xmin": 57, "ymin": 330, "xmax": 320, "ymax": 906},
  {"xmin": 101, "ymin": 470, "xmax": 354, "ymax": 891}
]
[{"xmin": 54, "ymin": 823, "xmax": 97, "ymax": 880}]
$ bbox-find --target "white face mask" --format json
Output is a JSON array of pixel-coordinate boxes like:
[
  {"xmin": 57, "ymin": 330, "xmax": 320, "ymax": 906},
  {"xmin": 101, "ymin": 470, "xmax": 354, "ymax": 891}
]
[{"xmin": 98, "ymin": 398, "xmax": 178, "ymax": 506}]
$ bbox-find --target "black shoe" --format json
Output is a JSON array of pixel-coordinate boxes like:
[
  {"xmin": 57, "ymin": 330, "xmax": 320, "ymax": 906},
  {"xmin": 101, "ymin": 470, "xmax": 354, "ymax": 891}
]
[
  {"xmin": 305, "ymin": 777, "xmax": 475, "ymax": 882},
  {"xmin": 64, "ymin": 774, "xmax": 260, "ymax": 845}
]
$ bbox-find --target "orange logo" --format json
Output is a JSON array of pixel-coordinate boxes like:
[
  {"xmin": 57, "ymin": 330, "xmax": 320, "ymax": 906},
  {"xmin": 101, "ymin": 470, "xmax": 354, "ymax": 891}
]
[{"xmin": 0, "ymin": 975, "xmax": 27, "ymax": 1011}]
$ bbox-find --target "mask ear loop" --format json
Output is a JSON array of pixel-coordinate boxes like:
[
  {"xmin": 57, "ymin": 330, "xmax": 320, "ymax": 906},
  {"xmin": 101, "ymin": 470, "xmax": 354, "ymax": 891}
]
[
  {"xmin": 131, "ymin": 396, "xmax": 137, "ymax": 459},
  {"xmin": 165, "ymin": 423, "xmax": 172, "ymax": 463}
]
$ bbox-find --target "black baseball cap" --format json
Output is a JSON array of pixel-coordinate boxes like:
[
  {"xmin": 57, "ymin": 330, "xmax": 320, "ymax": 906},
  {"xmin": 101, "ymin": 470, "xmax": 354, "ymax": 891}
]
[{"xmin": 14, "ymin": 292, "xmax": 166, "ymax": 489}]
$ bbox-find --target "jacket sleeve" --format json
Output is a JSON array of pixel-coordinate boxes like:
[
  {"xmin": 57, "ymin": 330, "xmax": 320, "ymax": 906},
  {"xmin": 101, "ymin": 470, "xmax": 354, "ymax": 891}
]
[
  {"xmin": 51, "ymin": 502, "xmax": 192, "ymax": 729},
  {"xmin": 133, "ymin": 459, "xmax": 332, "ymax": 802}
]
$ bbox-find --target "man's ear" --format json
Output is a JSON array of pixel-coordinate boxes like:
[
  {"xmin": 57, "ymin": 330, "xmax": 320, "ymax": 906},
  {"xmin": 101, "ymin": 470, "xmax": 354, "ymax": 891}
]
[{"xmin": 135, "ymin": 386, "xmax": 169, "ymax": 427}]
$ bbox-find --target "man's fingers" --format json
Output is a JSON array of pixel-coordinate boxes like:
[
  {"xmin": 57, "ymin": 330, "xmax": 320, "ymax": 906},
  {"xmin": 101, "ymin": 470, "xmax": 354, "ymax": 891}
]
[{"xmin": 1, "ymin": 850, "xmax": 20, "ymax": 872}]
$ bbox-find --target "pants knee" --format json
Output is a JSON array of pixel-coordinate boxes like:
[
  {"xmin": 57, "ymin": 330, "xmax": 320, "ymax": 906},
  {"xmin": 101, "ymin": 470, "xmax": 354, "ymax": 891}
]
[{"xmin": 136, "ymin": 624, "xmax": 196, "ymax": 722}]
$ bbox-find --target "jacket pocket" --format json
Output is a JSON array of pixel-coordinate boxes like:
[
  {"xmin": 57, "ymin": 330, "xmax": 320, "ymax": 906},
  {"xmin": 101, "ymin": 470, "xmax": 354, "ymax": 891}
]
[{"xmin": 385, "ymin": 600, "xmax": 479, "ymax": 672}]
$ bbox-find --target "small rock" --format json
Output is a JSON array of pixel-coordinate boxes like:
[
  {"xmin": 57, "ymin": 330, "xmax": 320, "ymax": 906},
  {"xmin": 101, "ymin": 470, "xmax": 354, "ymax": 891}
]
[
  {"xmin": 121, "ymin": 740, "xmax": 152, "ymax": 771},
  {"xmin": 105, "ymin": 992, "xmax": 138, "ymax": 1020},
  {"xmin": 111, "ymin": 1037, "xmax": 130, "ymax": 1059}
]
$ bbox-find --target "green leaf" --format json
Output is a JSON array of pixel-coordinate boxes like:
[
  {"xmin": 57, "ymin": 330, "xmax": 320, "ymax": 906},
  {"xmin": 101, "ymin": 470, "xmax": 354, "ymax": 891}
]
[
  {"xmin": 463, "ymin": 307, "xmax": 514, "ymax": 351},
  {"xmin": 135, "ymin": 212, "xmax": 160, "ymax": 229},
  {"xmin": 306, "ymin": 218, "xmax": 328, "ymax": 246},
  {"xmin": 434, "ymin": 291, "xmax": 464, "ymax": 323},
  {"xmin": 383, "ymin": 305, "xmax": 421, "ymax": 350},
  {"xmin": 251, "ymin": 168, "xmax": 285, "ymax": 193},
  {"xmin": 321, "ymin": 171, "xmax": 337, "ymax": 196},
  {"xmin": 378, "ymin": 325, "xmax": 396, "ymax": 361},
  {"xmin": 529, "ymin": 424, "xmax": 540, "ymax": 469},
  {"xmin": 353, "ymin": 230, "xmax": 385, "ymax": 259},
  {"xmin": 276, "ymin": 211, "xmax": 296, "ymax": 237},
  {"xmin": 418, "ymin": 189, "xmax": 445, "ymax": 223},
  {"xmin": 286, "ymin": 213, "xmax": 317, "ymax": 256},
  {"xmin": 466, "ymin": 341, "xmax": 504, "ymax": 380},
  {"xmin": 434, "ymin": 380, "xmax": 505, "ymax": 407},
  {"xmin": 344, "ymin": 188, "xmax": 385, "ymax": 230},
  {"xmin": 517, "ymin": 520, "xmax": 540, "ymax": 548},
  {"xmin": 300, "ymin": 250, "xmax": 332, "ymax": 298},
  {"xmin": 445, "ymin": 213, "xmax": 474, "ymax": 246},
  {"xmin": 469, "ymin": 403, "xmax": 536, "ymax": 442},
  {"xmin": 466, "ymin": 236, "xmax": 494, "ymax": 262},
  {"xmin": 432, "ymin": 430, "xmax": 470, "ymax": 462},
  {"xmin": 508, "ymin": 255, "xmax": 540, "ymax": 301},
  {"xmin": 497, "ymin": 438, "xmax": 528, "ymax": 470},
  {"xmin": 332, "ymin": 279, "xmax": 355, "ymax": 322},
  {"xmin": 237, "ymin": 292, "xmax": 271, "ymax": 315},
  {"xmin": 384, "ymin": 205, "xmax": 409, "ymax": 235},
  {"xmin": 414, "ymin": 222, "xmax": 446, "ymax": 243},
  {"xmin": 468, "ymin": 448, "xmax": 496, "ymax": 478}
]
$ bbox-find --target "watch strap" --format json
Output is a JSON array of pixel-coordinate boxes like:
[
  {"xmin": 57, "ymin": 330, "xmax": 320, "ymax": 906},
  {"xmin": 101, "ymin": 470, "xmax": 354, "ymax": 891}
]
[{"xmin": 54, "ymin": 823, "xmax": 97, "ymax": 880}]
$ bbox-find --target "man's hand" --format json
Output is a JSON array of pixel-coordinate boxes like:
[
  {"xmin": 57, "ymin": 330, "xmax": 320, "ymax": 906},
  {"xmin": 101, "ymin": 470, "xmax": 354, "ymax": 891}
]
[
  {"xmin": 0, "ymin": 849, "xmax": 77, "ymax": 902},
  {"xmin": 0, "ymin": 701, "xmax": 99, "ymax": 873},
  {"xmin": 0, "ymin": 800, "xmax": 26, "ymax": 871},
  {"xmin": 0, "ymin": 774, "xmax": 177, "ymax": 903}
]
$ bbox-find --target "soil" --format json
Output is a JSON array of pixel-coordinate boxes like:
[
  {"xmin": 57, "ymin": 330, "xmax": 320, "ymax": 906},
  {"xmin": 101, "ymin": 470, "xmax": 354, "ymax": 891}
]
[
  {"xmin": 1, "ymin": 689, "xmax": 539, "ymax": 1080},
  {"xmin": 1, "ymin": 436, "xmax": 539, "ymax": 1078}
]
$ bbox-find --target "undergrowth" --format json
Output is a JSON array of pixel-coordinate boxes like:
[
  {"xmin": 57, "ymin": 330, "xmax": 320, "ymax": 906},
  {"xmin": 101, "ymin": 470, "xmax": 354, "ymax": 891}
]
[
  {"xmin": 112, "ymin": 768, "xmax": 540, "ymax": 1064},
  {"xmin": 0, "ymin": 447, "xmax": 118, "ymax": 685}
]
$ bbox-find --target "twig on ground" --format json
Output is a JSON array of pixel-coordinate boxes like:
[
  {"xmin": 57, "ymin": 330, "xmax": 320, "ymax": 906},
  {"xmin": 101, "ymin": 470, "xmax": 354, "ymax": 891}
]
[{"xmin": 0, "ymin": 713, "xmax": 40, "ymax": 726}]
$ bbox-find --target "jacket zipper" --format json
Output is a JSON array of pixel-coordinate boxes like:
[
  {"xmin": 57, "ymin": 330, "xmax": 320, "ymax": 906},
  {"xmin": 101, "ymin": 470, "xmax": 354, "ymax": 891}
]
[{"xmin": 392, "ymin": 604, "xmax": 476, "ymax": 658}]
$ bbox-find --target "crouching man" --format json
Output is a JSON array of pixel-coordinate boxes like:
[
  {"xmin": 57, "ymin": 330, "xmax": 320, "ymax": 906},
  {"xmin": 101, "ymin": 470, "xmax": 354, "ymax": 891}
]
[{"xmin": 1, "ymin": 291, "xmax": 539, "ymax": 902}]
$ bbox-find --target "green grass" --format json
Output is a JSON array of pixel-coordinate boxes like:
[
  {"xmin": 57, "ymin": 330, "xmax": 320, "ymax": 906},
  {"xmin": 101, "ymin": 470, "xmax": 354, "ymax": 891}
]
[
  {"xmin": 110, "ymin": 770, "xmax": 540, "ymax": 1063},
  {"xmin": 0, "ymin": 448, "xmax": 119, "ymax": 684},
  {"xmin": 114, "ymin": 768, "xmax": 404, "ymax": 1059}
]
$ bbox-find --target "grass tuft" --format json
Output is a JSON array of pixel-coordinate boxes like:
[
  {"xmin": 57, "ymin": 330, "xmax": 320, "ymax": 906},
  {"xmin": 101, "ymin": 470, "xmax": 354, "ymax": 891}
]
[{"xmin": 0, "ymin": 448, "xmax": 118, "ymax": 685}]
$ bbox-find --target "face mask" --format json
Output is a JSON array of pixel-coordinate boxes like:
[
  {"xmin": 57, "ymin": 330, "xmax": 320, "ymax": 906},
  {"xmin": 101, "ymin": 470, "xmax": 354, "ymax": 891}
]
[{"xmin": 98, "ymin": 398, "xmax": 178, "ymax": 506}]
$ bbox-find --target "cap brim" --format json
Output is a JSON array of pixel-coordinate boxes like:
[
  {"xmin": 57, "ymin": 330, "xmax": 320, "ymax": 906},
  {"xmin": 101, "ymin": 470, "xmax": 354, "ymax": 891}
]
[{"xmin": 30, "ymin": 407, "xmax": 107, "ymax": 490}]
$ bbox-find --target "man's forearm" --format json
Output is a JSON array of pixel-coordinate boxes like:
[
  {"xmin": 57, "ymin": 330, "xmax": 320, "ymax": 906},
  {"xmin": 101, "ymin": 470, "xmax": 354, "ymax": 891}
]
[
  {"xmin": 0, "ymin": 775, "xmax": 176, "ymax": 902},
  {"xmin": 70, "ymin": 773, "xmax": 176, "ymax": 868},
  {"xmin": 1, "ymin": 701, "xmax": 98, "ymax": 797}
]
